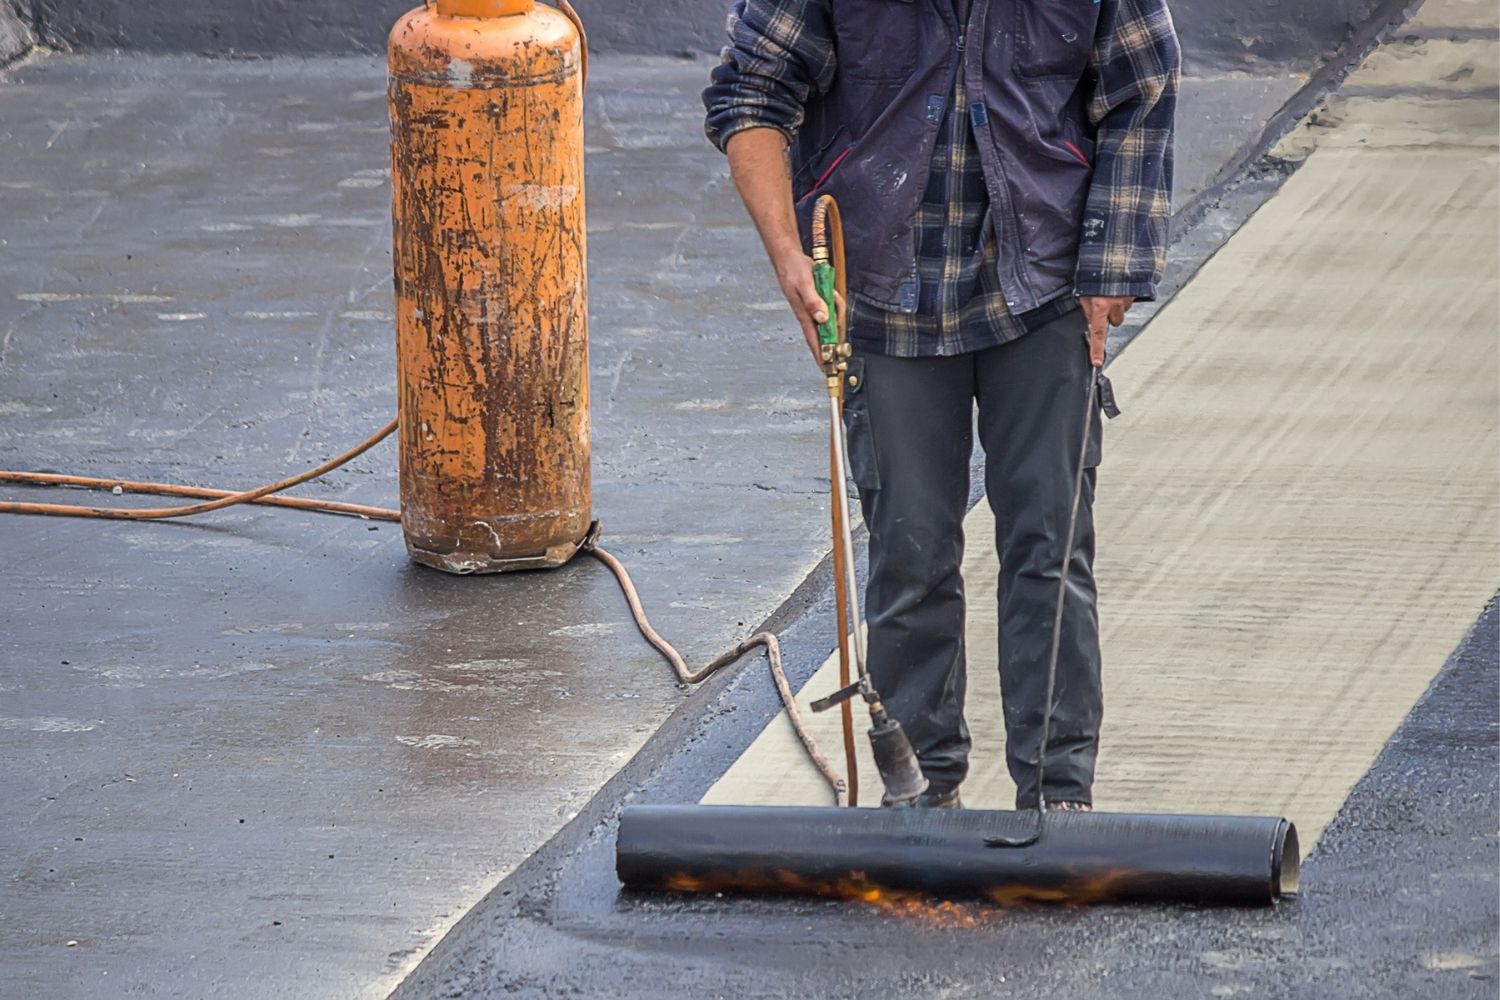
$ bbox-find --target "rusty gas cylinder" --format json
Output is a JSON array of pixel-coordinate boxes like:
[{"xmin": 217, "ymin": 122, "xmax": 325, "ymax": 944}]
[{"xmin": 388, "ymin": 0, "xmax": 590, "ymax": 573}]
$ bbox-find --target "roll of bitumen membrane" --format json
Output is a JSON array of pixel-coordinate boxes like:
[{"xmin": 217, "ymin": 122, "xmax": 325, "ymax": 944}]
[{"xmin": 616, "ymin": 805, "xmax": 1299, "ymax": 907}]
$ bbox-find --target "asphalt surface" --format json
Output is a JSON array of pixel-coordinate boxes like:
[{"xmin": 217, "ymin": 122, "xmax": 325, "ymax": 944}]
[
  {"xmin": 0, "ymin": 7, "xmax": 1484, "ymax": 999},
  {"xmin": 0, "ymin": 52, "xmax": 840, "ymax": 999},
  {"xmin": 398, "ymin": 599, "xmax": 1500, "ymax": 1000}
]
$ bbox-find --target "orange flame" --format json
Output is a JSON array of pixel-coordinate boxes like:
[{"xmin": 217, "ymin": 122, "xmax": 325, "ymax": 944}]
[{"xmin": 658, "ymin": 866, "xmax": 1137, "ymax": 926}]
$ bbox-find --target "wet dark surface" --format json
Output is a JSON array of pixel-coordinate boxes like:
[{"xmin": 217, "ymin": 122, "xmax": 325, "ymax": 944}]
[
  {"xmin": 27, "ymin": 0, "xmax": 1405, "ymax": 68},
  {"xmin": 28, "ymin": 0, "xmax": 731, "ymax": 57},
  {"xmin": 0, "ymin": 34, "xmax": 1429, "ymax": 1000},
  {"xmin": 0, "ymin": 53, "xmax": 842, "ymax": 999},
  {"xmin": 399, "ymin": 600, "xmax": 1500, "ymax": 1000}
]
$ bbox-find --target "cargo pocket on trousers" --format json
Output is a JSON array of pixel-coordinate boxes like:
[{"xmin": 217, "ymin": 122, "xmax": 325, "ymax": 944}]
[{"xmin": 841, "ymin": 357, "xmax": 881, "ymax": 495}]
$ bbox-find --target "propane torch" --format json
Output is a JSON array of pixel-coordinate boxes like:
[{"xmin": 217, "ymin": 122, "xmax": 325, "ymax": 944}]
[{"xmin": 807, "ymin": 194, "xmax": 928, "ymax": 807}]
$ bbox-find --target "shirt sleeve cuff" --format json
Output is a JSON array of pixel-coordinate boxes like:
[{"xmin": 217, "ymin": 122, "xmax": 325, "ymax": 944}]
[
  {"xmin": 1073, "ymin": 279, "xmax": 1157, "ymax": 301},
  {"xmin": 708, "ymin": 115, "xmax": 796, "ymax": 154}
]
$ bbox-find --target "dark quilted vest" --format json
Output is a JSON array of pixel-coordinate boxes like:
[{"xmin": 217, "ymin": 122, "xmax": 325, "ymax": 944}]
[{"xmin": 793, "ymin": 0, "xmax": 1100, "ymax": 313}]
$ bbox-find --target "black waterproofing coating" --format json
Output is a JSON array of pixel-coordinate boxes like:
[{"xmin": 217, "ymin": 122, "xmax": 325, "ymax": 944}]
[{"xmin": 617, "ymin": 805, "xmax": 1300, "ymax": 907}]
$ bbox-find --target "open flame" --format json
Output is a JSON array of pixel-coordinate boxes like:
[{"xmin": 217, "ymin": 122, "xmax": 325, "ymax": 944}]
[
  {"xmin": 984, "ymin": 868, "xmax": 1133, "ymax": 907},
  {"xmin": 659, "ymin": 866, "xmax": 1135, "ymax": 925}
]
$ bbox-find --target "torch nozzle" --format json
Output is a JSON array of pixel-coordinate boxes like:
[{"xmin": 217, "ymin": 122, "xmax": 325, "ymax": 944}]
[{"xmin": 867, "ymin": 701, "xmax": 928, "ymax": 806}]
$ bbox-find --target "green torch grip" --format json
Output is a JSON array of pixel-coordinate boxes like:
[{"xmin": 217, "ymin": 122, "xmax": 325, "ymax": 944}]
[{"xmin": 813, "ymin": 261, "xmax": 839, "ymax": 347}]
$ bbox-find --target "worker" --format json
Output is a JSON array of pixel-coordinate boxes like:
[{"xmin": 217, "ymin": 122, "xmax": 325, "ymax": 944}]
[{"xmin": 704, "ymin": 1, "xmax": 1180, "ymax": 809}]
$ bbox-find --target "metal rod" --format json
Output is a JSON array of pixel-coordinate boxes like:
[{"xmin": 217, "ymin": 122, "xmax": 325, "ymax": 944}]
[
  {"xmin": 828, "ymin": 394, "xmax": 868, "ymax": 678},
  {"xmin": 1032, "ymin": 366, "xmax": 1100, "ymax": 813}
]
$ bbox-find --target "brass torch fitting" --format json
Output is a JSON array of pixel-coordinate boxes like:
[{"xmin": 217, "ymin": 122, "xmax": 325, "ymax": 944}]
[{"xmin": 821, "ymin": 343, "xmax": 851, "ymax": 395}]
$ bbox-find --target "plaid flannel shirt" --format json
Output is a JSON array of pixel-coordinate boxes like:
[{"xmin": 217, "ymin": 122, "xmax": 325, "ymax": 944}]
[{"xmin": 705, "ymin": 0, "xmax": 1179, "ymax": 358}]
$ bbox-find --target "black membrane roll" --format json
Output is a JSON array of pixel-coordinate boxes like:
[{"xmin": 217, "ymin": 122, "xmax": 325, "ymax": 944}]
[{"xmin": 616, "ymin": 805, "xmax": 1299, "ymax": 907}]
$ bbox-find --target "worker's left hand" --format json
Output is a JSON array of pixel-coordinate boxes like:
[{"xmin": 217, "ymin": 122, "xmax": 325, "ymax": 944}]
[{"xmin": 1078, "ymin": 295, "xmax": 1133, "ymax": 367}]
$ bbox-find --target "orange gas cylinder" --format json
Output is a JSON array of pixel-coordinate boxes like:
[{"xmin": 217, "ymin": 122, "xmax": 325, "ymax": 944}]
[{"xmin": 388, "ymin": 0, "xmax": 590, "ymax": 573}]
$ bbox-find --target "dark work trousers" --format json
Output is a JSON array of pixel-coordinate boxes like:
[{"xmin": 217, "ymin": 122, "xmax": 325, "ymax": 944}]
[{"xmin": 841, "ymin": 309, "xmax": 1103, "ymax": 808}]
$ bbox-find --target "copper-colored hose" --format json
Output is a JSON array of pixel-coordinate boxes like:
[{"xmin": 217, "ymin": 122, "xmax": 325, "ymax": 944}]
[
  {"xmin": 827, "ymin": 411, "xmax": 859, "ymax": 807},
  {"xmin": 0, "ymin": 471, "xmax": 402, "ymax": 521},
  {"xmin": 810, "ymin": 196, "xmax": 849, "ymax": 342},
  {"xmin": 0, "ymin": 419, "xmax": 397, "ymax": 520},
  {"xmin": 812, "ymin": 193, "xmax": 860, "ymax": 805},
  {"xmin": 587, "ymin": 543, "xmax": 848, "ymax": 807}
]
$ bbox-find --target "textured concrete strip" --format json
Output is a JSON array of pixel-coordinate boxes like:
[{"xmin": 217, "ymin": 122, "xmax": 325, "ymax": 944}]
[
  {"xmin": 707, "ymin": 25, "xmax": 1499, "ymax": 850},
  {"xmin": 1341, "ymin": 35, "xmax": 1499, "ymax": 91},
  {"xmin": 1404, "ymin": 0, "xmax": 1498, "ymax": 32}
]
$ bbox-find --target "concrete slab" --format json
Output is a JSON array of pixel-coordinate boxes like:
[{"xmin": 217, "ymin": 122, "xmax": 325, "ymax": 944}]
[
  {"xmin": 1344, "ymin": 34, "xmax": 1500, "ymax": 90},
  {"xmin": 0, "ymin": 38, "xmax": 1425, "ymax": 1000},
  {"xmin": 1404, "ymin": 0, "xmax": 1500, "ymax": 33}
]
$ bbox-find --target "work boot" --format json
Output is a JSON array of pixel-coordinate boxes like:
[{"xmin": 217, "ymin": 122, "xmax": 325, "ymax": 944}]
[
  {"xmin": 1046, "ymin": 801, "xmax": 1092, "ymax": 812},
  {"xmin": 881, "ymin": 786, "xmax": 963, "ymax": 809},
  {"xmin": 920, "ymin": 786, "xmax": 963, "ymax": 809}
]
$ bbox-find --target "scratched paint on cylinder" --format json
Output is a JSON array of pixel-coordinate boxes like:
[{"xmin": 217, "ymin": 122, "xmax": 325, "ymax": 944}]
[{"xmin": 389, "ymin": 0, "xmax": 590, "ymax": 573}]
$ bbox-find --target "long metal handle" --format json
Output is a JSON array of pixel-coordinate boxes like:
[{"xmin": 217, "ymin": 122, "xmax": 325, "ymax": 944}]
[
  {"xmin": 1033, "ymin": 366, "xmax": 1099, "ymax": 812},
  {"xmin": 983, "ymin": 364, "xmax": 1100, "ymax": 848},
  {"xmin": 829, "ymin": 395, "xmax": 868, "ymax": 678}
]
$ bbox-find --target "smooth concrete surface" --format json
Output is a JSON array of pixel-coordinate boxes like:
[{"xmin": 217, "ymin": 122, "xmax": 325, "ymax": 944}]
[
  {"xmin": 0, "ymin": 54, "xmax": 833, "ymax": 1000},
  {"xmin": 30, "ymin": 0, "xmax": 726, "ymax": 56},
  {"xmin": 707, "ymin": 2, "xmax": 1500, "ymax": 852},
  {"xmin": 28, "ymin": 0, "xmax": 1406, "ymax": 69},
  {"xmin": 1167, "ymin": 0, "xmax": 1404, "ymax": 66},
  {"xmin": 0, "ymin": 23, "xmax": 1463, "ymax": 1000}
]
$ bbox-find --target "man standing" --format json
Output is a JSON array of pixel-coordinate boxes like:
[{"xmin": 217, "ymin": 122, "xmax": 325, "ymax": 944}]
[{"xmin": 704, "ymin": 0, "xmax": 1179, "ymax": 809}]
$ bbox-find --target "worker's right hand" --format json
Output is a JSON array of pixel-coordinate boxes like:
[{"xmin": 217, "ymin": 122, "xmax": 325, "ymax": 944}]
[
  {"xmin": 1079, "ymin": 294, "xmax": 1133, "ymax": 368},
  {"xmin": 774, "ymin": 252, "xmax": 830, "ymax": 363}
]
